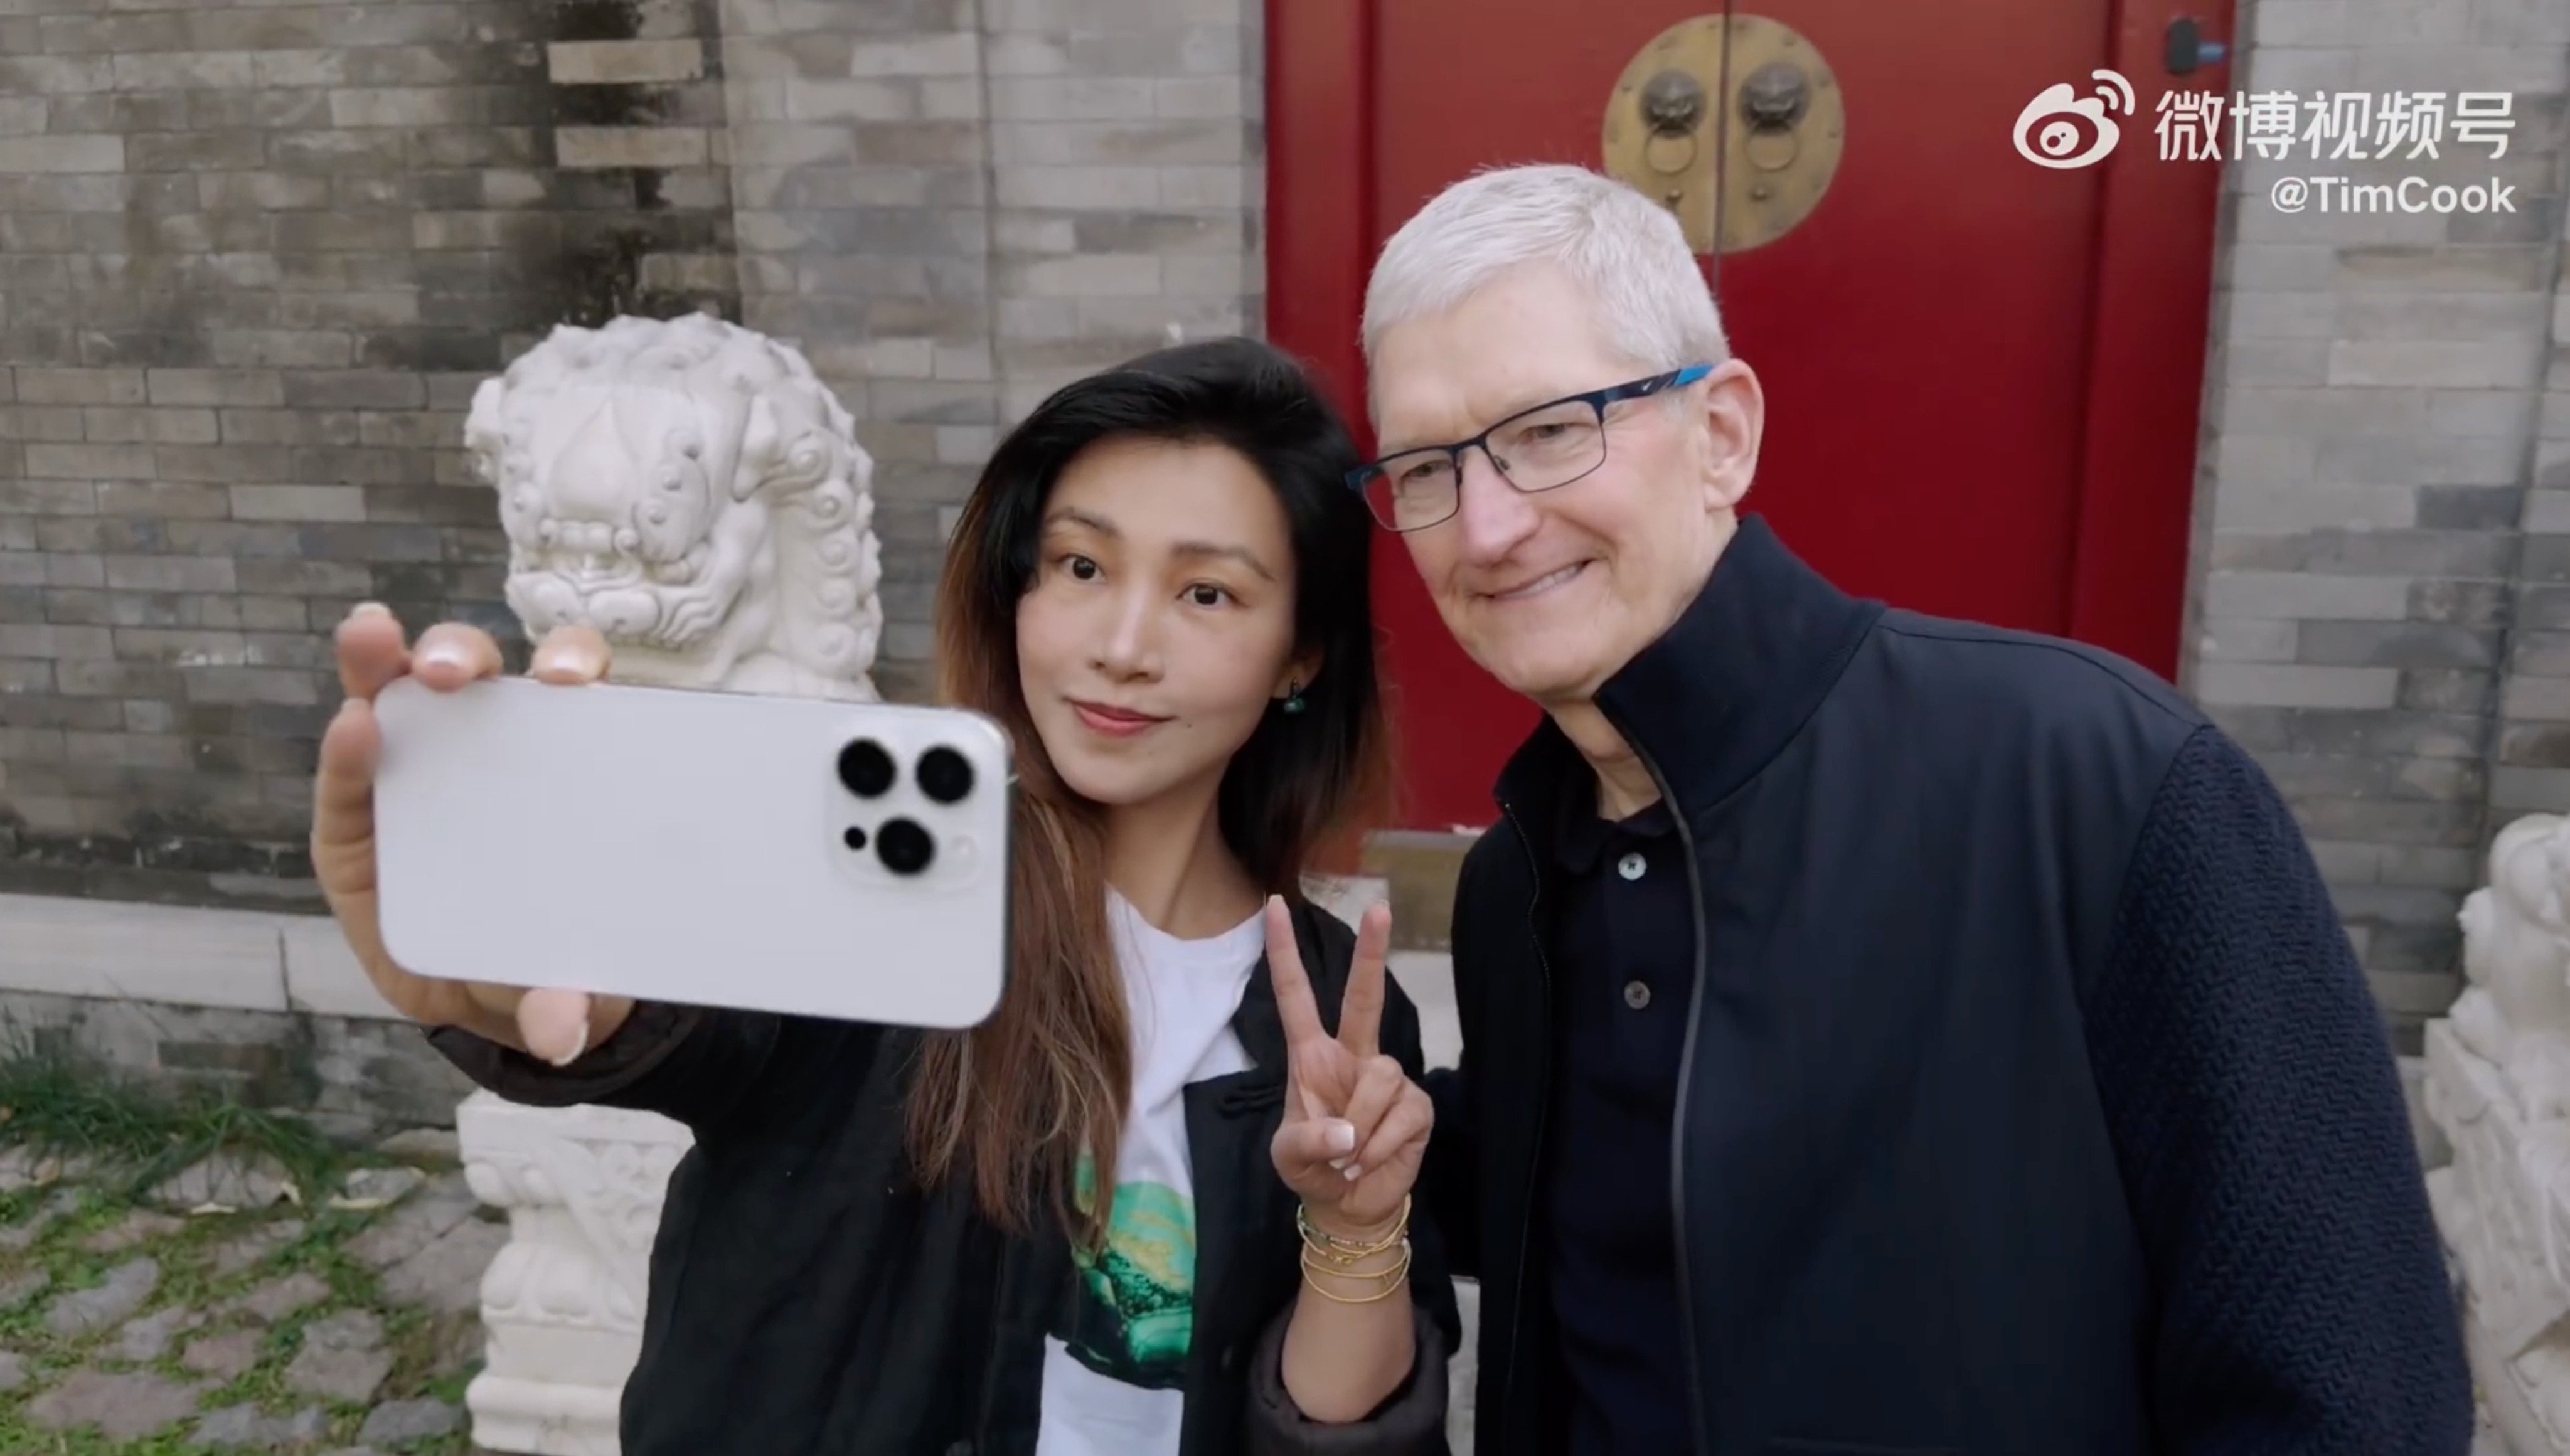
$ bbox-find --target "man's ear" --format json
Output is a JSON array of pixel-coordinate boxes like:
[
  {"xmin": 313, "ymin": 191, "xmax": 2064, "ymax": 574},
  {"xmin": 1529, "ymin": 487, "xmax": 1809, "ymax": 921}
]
[{"xmin": 1698, "ymin": 359, "xmax": 1764, "ymax": 513}]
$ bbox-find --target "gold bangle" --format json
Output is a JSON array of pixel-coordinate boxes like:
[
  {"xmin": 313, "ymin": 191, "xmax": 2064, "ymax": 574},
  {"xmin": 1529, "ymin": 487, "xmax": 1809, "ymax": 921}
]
[
  {"xmin": 1299, "ymin": 1238, "xmax": 1411, "ymax": 1280},
  {"xmin": 1299, "ymin": 1198, "xmax": 1407, "ymax": 1250},
  {"xmin": 1301, "ymin": 1273, "xmax": 1410, "ymax": 1304},
  {"xmin": 1298, "ymin": 1196, "xmax": 1409, "ymax": 1259},
  {"xmin": 1301, "ymin": 1232, "xmax": 1404, "ymax": 1264},
  {"xmin": 1299, "ymin": 1243, "xmax": 1412, "ymax": 1304},
  {"xmin": 1301, "ymin": 1248, "xmax": 1410, "ymax": 1289}
]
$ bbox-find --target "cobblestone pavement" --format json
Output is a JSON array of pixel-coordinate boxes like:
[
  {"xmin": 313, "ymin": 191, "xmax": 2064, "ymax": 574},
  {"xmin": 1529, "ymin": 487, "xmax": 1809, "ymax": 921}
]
[
  {"xmin": 0, "ymin": 1116, "xmax": 2485, "ymax": 1456},
  {"xmin": 0, "ymin": 1131, "xmax": 505, "ymax": 1455}
]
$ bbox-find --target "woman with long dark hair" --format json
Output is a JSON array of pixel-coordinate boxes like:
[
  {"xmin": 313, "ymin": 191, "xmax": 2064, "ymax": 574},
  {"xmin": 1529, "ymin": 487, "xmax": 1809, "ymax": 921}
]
[{"xmin": 307, "ymin": 337, "xmax": 1456, "ymax": 1455}]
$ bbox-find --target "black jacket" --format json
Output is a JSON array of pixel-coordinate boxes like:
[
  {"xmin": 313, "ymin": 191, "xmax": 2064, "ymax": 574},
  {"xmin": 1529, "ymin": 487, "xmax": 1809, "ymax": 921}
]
[
  {"xmin": 1422, "ymin": 516, "xmax": 2470, "ymax": 1454},
  {"xmin": 434, "ymin": 895, "xmax": 1461, "ymax": 1456}
]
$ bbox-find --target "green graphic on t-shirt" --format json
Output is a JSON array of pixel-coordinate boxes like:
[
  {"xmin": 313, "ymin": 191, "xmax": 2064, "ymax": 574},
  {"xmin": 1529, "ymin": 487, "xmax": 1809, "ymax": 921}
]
[{"xmin": 1057, "ymin": 1154, "xmax": 1195, "ymax": 1388}]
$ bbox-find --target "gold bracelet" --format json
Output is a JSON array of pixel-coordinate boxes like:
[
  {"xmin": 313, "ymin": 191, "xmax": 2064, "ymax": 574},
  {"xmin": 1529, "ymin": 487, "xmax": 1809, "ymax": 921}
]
[
  {"xmin": 1301, "ymin": 1234, "xmax": 1403, "ymax": 1272},
  {"xmin": 1299, "ymin": 1238, "xmax": 1411, "ymax": 1281},
  {"xmin": 1299, "ymin": 1196, "xmax": 1408, "ymax": 1250},
  {"xmin": 1297, "ymin": 1196, "xmax": 1409, "ymax": 1260},
  {"xmin": 1299, "ymin": 1242, "xmax": 1413, "ymax": 1304},
  {"xmin": 1301, "ymin": 1273, "xmax": 1410, "ymax": 1304}
]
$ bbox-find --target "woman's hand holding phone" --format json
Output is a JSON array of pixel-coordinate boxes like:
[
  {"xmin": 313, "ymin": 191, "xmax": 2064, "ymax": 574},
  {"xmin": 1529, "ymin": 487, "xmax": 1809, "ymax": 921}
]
[{"xmin": 313, "ymin": 604, "xmax": 634, "ymax": 1065}]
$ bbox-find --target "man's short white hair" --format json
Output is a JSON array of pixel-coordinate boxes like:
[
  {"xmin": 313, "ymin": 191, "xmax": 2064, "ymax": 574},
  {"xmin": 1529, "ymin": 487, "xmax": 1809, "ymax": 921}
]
[{"xmin": 1360, "ymin": 164, "xmax": 1732, "ymax": 395}]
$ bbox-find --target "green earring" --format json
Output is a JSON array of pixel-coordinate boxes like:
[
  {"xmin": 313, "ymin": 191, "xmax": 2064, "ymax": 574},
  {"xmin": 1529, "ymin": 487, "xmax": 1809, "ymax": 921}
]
[{"xmin": 1280, "ymin": 683, "xmax": 1306, "ymax": 715}]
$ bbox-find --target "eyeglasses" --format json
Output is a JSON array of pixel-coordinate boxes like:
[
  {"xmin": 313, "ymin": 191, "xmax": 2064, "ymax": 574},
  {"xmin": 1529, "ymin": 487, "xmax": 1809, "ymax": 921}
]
[{"xmin": 1344, "ymin": 364, "xmax": 1714, "ymax": 533}]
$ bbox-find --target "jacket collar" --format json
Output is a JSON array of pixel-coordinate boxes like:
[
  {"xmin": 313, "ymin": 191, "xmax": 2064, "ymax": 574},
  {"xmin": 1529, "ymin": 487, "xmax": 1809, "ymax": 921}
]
[{"xmin": 1493, "ymin": 513, "xmax": 1883, "ymax": 841}]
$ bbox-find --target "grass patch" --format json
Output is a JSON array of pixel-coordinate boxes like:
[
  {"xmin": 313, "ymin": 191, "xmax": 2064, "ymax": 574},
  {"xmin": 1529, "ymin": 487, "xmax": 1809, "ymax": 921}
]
[
  {"xmin": 0, "ymin": 1052, "xmax": 481, "ymax": 1453},
  {"xmin": 0, "ymin": 1051, "xmax": 357, "ymax": 1202}
]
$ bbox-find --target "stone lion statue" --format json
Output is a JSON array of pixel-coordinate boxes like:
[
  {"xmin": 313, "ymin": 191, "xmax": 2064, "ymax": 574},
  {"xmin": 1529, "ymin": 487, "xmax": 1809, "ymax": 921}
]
[
  {"xmin": 2458, "ymin": 812, "xmax": 2570, "ymax": 1118},
  {"xmin": 464, "ymin": 312, "xmax": 883, "ymax": 702}
]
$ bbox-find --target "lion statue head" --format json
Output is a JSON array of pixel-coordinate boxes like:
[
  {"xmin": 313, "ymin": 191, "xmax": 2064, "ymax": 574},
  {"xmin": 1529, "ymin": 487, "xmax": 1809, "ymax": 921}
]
[
  {"xmin": 2456, "ymin": 813, "xmax": 2570, "ymax": 1081},
  {"xmin": 464, "ymin": 313, "xmax": 884, "ymax": 702}
]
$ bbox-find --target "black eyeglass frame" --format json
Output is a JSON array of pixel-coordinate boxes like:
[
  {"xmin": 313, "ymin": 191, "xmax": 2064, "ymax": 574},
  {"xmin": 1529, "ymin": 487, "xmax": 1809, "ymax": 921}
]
[{"xmin": 1343, "ymin": 363, "xmax": 1717, "ymax": 532}]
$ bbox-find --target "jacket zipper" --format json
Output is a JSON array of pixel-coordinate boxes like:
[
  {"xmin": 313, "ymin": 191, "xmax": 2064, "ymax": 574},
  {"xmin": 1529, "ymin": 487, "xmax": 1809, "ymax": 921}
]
[
  {"xmin": 1592, "ymin": 708, "xmax": 1715, "ymax": 1456},
  {"xmin": 1494, "ymin": 797, "xmax": 1553, "ymax": 1443}
]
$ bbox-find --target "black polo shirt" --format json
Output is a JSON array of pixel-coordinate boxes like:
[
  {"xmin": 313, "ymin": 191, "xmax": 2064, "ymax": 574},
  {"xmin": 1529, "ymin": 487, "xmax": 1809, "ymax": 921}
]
[{"xmin": 1541, "ymin": 767, "xmax": 1694, "ymax": 1454}]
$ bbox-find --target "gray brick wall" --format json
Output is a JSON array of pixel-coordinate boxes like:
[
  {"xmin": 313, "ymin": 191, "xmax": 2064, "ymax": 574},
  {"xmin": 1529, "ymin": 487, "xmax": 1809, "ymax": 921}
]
[
  {"xmin": 0, "ymin": 0, "xmax": 1260, "ymax": 900},
  {"xmin": 713, "ymin": 0, "xmax": 1261, "ymax": 698},
  {"xmin": 2190, "ymin": 0, "xmax": 2570, "ymax": 1043},
  {"xmin": 0, "ymin": 0, "xmax": 746, "ymax": 907}
]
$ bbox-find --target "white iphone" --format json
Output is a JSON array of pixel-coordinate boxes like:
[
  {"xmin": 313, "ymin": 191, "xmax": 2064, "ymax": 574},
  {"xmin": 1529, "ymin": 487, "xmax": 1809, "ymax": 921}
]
[{"xmin": 370, "ymin": 674, "xmax": 1014, "ymax": 1029}]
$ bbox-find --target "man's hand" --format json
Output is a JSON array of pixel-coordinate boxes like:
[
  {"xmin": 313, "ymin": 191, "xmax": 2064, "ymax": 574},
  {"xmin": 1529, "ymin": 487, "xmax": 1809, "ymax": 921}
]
[
  {"xmin": 1264, "ymin": 896, "xmax": 1432, "ymax": 1238},
  {"xmin": 313, "ymin": 604, "xmax": 632, "ymax": 1065}
]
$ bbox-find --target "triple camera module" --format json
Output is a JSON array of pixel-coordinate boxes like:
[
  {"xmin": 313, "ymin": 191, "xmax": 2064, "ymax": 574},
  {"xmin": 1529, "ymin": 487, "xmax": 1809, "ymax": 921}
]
[{"xmin": 837, "ymin": 738, "xmax": 976, "ymax": 876}]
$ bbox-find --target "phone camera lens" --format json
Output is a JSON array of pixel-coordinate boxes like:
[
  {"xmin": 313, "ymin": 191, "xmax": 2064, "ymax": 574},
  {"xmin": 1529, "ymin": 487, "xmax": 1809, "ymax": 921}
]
[
  {"xmin": 917, "ymin": 746, "xmax": 974, "ymax": 804},
  {"xmin": 842, "ymin": 826, "xmax": 868, "ymax": 851},
  {"xmin": 877, "ymin": 817, "xmax": 935, "ymax": 876},
  {"xmin": 838, "ymin": 739, "xmax": 895, "ymax": 798}
]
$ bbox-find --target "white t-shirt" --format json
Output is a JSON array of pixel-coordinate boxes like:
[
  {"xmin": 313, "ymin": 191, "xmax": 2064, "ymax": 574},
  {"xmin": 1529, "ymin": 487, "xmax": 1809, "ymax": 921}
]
[{"xmin": 1035, "ymin": 889, "xmax": 1266, "ymax": 1456}]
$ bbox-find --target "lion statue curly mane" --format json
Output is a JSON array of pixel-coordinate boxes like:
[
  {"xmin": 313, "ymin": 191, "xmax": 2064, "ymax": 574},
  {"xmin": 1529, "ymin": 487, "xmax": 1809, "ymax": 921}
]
[{"xmin": 465, "ymin": 312, "xmax": 885, "ymax": 701}]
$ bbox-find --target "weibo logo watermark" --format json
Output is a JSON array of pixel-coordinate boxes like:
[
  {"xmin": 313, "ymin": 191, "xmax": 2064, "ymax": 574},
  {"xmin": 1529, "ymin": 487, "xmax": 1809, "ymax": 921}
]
[
  {"xmin": 2012, "ymin": 68, "xmax": 2517, "ymax": 169},
  {"xmin": 2012, "ymin": 70, "xmax": 2135, "ymax": 169}
]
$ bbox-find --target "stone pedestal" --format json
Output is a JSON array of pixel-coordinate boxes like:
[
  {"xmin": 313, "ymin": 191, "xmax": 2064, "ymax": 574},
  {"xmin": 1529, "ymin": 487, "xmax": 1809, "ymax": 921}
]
[{"xmin": 459, "ymin": 1094, "xmax": 693, "ymax": 1455}]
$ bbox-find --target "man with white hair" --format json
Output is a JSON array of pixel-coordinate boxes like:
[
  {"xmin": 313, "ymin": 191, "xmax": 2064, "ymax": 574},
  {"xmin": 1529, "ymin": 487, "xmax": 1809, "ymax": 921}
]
[{"xmin": 1352, "ymin": 165, "xmax": 2466, "ymax": 1453}]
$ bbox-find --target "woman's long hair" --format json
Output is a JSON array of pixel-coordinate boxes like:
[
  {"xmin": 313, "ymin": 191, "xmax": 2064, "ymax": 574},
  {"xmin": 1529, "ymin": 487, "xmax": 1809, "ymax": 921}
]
[{"xmin": 909, "ymin": 336, "xmax": 1393, "ymax": 1246}]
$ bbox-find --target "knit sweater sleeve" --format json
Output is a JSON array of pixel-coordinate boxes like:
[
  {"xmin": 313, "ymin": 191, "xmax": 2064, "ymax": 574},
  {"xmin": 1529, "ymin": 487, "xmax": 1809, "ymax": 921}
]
[{"xmin": 2083, "ymin": 724, "xmax": 2471, "ymax": 1454}]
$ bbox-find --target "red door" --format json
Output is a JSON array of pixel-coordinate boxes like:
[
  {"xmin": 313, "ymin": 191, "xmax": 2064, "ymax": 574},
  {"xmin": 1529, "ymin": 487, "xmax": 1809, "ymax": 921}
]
[{"xmin": 1272, "ymin": 1, "xmax": 2229, "ymax": 832}]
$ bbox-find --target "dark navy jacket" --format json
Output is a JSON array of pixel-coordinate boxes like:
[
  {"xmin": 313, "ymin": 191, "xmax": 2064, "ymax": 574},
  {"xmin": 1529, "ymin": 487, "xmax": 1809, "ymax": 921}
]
[{"xmin": 1422, "ymin": 514, "xmax": 2470, "ymax": 1454}]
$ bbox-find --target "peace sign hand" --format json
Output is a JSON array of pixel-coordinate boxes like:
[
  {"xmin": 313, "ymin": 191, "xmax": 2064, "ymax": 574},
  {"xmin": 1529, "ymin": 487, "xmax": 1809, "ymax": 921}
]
[{"xmin": 1264, "ymin": 895, "xmax": 1433, "ymax": 1239}]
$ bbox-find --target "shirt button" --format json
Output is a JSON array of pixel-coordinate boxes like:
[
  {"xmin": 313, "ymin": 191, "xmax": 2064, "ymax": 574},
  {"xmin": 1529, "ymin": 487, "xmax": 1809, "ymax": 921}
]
[
  {"xmin": 1623, "ymin": 980, "xmax": 1651, "ymax": 1010},
  {"xmin": 1616, "ymin": 851, "xmax": 1647, "ymax": 881}
]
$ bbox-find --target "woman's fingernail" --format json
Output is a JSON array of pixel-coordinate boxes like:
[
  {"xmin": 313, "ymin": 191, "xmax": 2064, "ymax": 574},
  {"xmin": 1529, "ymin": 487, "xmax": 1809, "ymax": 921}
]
[
  {"xmin": 544, "ymin": 1021, "xmax": 590, "ymax": 1068},
  {"xmin": 416, "ymin": 641, "xmax": 469, "ymax": 672},
  {"xmin": 1325, "ymin": 1120, "xmax": 1356, "ymax": 1154},
  {"xmin": 540, "ymin": 645, "xmax": 602, "ymax": 678},
  {"xmin": 1343, "ymin": 1164, "xmax": 1362, "ymax": 1181},
  {"xmin": 349, "ymin": 602, "xmax": 391, "ymax": 620}
]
